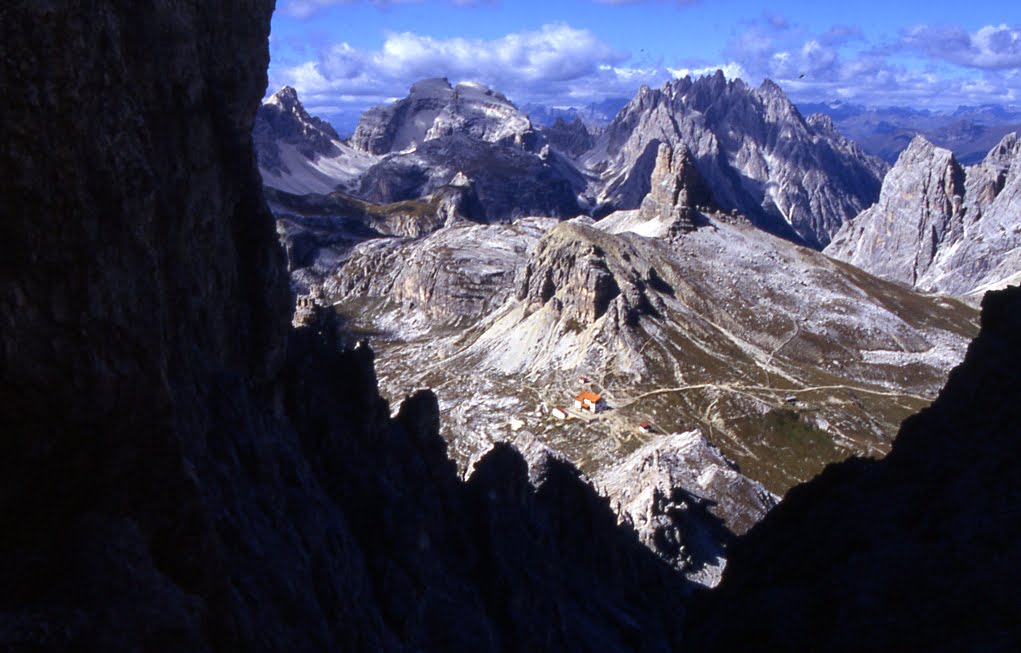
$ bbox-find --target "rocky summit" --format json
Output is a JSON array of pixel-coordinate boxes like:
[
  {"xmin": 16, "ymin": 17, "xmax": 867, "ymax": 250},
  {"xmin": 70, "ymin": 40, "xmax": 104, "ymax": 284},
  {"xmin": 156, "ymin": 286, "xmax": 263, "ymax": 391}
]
[
  {"xmin": 581, "ymin": 72, "xmax": 887, "ymax": 248},
  {"xmin": 827, "ymin": 133, "xmax": 1021, "ymax": 298},
  {"xmin": 254, "ymin": 86, "xmax": 379, "ymax": 195},
  {"xmin": 351, "ymin": 77, "xmax": 540, "ymax": 154}
]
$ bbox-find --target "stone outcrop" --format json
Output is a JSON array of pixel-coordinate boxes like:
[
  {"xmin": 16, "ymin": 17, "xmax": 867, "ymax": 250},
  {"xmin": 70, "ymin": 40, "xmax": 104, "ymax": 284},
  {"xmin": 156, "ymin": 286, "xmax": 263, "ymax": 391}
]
[
  {"xmin": 583, "ymin": 72, "xmax": 886, "ymax": 247},
  {"xmin": 637, "ymin": 142, "xmax": 715, "ymax": 234},
  {"xmin": 596, "ymin": 431, "xmax": 778, "ymax": 587},
  {"xmin": 516, "ymin": 223, "xmax": 660, "ymax": 328},
  {"xmin": 330, "ymin": 219, "xmax": 551, "ymax": 326},
  {"xmin": 688, "ymin": 285, "xmax": 1021, "ymax": 651},
  {"xmin": 827, "ymin": 133, "xmax": 1021, "ymax": 297}
]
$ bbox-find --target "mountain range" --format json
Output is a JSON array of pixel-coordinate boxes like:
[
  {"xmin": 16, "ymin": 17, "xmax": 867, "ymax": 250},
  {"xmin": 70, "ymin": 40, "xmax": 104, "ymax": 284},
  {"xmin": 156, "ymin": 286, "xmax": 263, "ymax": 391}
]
[
  {"xmin": 256, "ymin": 75, "xmax": 888, "ymax": 248},
  {"xmin": 260, "ymin": 74, "xmax": 992, "ymax": 524},
  {"xmin": 799, "ymin": 100, "xmax": 1021, "ymax": 165}
]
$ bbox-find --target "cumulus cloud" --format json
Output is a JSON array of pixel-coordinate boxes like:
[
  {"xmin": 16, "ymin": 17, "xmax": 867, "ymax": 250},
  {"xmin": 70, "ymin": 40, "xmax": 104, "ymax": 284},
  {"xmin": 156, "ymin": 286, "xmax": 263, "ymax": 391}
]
[
  {"xmin": 271, "ymin": 23, "xmax": 728, "ymax": 120},
  {"xmin": 903, "ymin": 24, "xmax": 1021, "ymax": 70},
  {"xmin": 281, "ymin": 0, "xmax": 491, "ymax": 19},
  {"xmin": 723, "ymin": 17, "xmax": 1021, "ymax": 108}
]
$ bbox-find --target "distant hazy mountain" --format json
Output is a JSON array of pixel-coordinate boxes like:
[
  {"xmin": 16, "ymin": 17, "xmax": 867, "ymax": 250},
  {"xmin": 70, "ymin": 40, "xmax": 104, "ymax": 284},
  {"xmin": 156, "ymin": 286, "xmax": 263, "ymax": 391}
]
[
  {"xmin": 582, "ymin": 72, "xmax": 886, "ymax": 248},
  {"xmin": 827, "ymin": 132, "xmax": 1021, "ymax": 298},
  {"xmin": 522, "ymin": 97, "xmax": 631, "ymax": 129},
  {"xmin": 799, "ymin": 100, "xmax": 1021, "ymax": 165}
]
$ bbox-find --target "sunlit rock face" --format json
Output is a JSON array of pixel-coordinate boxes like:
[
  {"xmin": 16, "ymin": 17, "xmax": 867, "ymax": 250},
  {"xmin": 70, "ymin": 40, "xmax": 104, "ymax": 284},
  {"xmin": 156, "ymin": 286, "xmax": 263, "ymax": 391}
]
[
  {"xmin": 827, "ymin": 133, "xmax": 1021, "ymax": 298},
  {"xmin": 582, "ymin": 71, "xmax": 886, "ymax": 248}
]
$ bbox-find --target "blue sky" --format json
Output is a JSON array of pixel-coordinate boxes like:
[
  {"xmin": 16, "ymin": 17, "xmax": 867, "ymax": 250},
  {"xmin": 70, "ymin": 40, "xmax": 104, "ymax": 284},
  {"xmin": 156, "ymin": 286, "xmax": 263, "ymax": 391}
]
[{"xmin": 268, "ymin": 0, "xmax": 1021, "ymax": 128}]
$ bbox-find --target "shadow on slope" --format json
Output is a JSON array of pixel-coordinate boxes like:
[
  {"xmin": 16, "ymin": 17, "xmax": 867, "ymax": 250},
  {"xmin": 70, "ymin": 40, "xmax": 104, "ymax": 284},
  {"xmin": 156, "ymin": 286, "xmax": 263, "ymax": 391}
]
[{"xmin": 687, "ymin": 286, "xmax": 1021, "ymax": 652}]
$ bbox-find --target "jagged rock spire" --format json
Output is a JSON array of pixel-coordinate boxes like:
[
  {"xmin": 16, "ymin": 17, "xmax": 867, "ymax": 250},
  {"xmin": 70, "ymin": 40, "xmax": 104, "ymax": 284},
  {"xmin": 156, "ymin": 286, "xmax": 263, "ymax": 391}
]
[{"xmin": 637, "ymin": 142, "xmax": 715, "ymax": 234}]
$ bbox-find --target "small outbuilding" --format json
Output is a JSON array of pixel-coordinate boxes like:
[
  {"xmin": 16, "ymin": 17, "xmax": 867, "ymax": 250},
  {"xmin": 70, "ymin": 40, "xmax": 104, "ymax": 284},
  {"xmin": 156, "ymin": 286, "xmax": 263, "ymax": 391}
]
[
  {"xmin": 552, "ymin": 406, "xmax": 569, "ymax": 420},
  {"xmin": 638, "ymin": 421, "xmax": 653, "ymax": 434}
]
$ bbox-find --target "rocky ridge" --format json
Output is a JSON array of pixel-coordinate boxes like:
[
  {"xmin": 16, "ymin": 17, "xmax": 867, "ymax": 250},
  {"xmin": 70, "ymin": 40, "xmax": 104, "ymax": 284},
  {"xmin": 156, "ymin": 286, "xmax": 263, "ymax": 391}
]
[
  {"xmin": 826, "ymin": 133, "xmax": 1021, "ymax": 297},
  {"xmin": 254, "ymin": 86, "xmax": 378, "ymax": 195},
  {"xmin": 582, "ymin": 72, "xmax": 887, "ymax": 248},
  {"xmin": 596, "ymin": 430, "xmax": 778, "ymax": 588}
]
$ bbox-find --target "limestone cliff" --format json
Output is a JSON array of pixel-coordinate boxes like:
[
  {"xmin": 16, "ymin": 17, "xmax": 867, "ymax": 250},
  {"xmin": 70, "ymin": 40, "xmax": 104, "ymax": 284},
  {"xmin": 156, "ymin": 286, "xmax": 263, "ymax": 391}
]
[{"xmin": 827, "ymin": 133, "xmax": 1021, "ymax": 297}]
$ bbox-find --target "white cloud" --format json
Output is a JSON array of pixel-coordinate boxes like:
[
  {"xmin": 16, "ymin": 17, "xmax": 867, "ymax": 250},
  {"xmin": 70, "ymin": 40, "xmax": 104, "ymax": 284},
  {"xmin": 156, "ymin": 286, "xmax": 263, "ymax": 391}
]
[
  {"xmin": 723, "ymin": 18, "xmax": 1021, "ymax": 109},
  {"xmin": 903, "ymin": 24, "xmax": 1021, "ymax": 70},
  {"xmin": 281, "ymin": 0, "xmax": 491, "ymax": 19},
  {"xmin": 271, "ymin": 23, "xmax": 712, "ymax": 115}
]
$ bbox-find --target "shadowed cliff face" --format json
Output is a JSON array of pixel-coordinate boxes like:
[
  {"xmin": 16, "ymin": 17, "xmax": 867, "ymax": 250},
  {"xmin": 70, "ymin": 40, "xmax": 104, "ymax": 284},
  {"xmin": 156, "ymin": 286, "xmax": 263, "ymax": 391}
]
[
  {"xmin": 688, "ymin": 285, "xmax": 1021, "ymax": 652},
  {"xmin": 0, "ymin": 3, "xmax": 690, "ymax": 651}
]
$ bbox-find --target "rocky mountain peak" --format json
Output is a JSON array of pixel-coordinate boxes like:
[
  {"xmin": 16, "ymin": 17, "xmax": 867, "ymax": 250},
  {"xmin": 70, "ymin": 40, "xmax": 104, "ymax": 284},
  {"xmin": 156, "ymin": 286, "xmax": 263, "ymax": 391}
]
[
  {"xmin": 266, "ymin": 85, "xmax": 300, "ymax": 111},
  {"xmin": 585, "ymin": 72, "xmax": 885, "ymax": 248},
  {"xmin": 254, "ymin": 85, "xmax": 349, "ymax": 186},
  {"xmin": 828, "ymin": 130, "xmax": 1021, "ymax": 296},
  {"xmin": 262, "ymin": 86, "xmax": 339, "ymax": 140},
  {"xmin": 757, "ymin": 78, "xmax": 784, "ymax": 97},
  {"xmin": 351, "ymin": 77, "xmax": 539, "ymax": 155},
  {"xmin": 897, "ymin": 136, "xmax": 966, "ymax": 204},
  {"xmin": 826, "ymin": 135, "xmax": 970, "ymax": 289}
]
